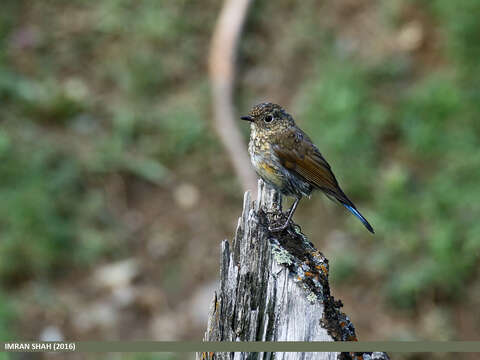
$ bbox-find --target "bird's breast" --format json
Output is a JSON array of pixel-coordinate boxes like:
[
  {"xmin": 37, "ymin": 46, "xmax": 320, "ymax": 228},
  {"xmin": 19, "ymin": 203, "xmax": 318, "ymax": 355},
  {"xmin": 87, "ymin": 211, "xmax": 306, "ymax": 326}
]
[{"xmin": 248, "ymin": 135, "xmax": 285, "ymax": 190}]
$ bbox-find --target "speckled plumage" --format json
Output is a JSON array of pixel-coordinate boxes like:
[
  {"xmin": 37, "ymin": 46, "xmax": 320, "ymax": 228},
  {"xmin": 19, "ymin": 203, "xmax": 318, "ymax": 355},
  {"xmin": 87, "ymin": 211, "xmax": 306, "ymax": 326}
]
[{"xmin": 241, "ymin": 102, "xmax": 374, "ymax": 233}]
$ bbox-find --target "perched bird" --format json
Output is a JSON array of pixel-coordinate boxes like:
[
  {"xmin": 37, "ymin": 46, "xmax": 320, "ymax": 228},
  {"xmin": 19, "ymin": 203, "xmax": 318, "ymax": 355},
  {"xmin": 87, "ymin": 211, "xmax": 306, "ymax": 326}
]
[{"xmin": 241, "ymin": 102, "xmax": 374, "ymax": 233}]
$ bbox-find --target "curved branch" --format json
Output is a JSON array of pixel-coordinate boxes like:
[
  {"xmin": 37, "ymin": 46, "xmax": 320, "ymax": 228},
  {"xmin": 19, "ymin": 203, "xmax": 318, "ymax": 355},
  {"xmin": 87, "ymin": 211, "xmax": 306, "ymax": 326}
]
[{"xmin": 209, "ymin": 0, "xmax": 258, "ymax": 194}]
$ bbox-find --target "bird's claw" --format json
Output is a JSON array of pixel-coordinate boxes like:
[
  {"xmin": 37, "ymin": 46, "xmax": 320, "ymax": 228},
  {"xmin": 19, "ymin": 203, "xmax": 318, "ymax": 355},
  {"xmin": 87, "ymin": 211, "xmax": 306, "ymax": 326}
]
[{"xmin": 268, "ymin": 220, "xmax": 290, "ymax": 232}]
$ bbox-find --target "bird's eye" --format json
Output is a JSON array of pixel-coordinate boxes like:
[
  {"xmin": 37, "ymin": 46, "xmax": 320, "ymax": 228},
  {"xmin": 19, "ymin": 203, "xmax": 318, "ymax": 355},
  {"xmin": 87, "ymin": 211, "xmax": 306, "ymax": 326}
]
[{"xmin": 264, "ymin": 115, "xmax": 273, "ymax": 123}]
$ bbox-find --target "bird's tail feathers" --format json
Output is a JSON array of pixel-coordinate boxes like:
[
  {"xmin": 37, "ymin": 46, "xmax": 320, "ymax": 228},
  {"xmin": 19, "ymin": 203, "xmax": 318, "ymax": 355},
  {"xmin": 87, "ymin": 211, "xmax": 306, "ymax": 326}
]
[{"xmin": 342, "ymin": 203, "xmax": 375, "ymax": 234}]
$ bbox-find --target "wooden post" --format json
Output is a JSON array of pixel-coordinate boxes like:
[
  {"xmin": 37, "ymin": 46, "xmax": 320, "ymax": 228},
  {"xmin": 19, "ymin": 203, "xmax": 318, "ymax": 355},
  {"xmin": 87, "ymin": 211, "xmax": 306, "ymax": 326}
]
[{"xmin": 199, "ymin": 180, "xmax": 389, "ymax": 360}]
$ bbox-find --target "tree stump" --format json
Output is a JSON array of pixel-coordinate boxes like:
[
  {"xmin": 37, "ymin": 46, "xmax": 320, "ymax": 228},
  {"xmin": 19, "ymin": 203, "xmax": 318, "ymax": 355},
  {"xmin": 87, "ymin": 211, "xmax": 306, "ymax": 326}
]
[{"xmin": 199, "ymin": 180, "xmax": 389, "ymax": 360}]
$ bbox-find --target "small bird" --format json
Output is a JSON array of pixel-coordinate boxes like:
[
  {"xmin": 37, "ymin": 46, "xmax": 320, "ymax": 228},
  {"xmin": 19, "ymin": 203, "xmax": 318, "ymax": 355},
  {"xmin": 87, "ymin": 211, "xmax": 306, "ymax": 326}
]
[{"xmin": 241, "ymin": 102, "xmax": 374, "ymax": 233}]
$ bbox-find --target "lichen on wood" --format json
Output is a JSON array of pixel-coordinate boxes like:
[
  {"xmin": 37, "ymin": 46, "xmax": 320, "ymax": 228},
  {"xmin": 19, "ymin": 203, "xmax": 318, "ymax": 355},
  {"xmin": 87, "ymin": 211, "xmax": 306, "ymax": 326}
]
[{"xmin": 199, "ymin": 180, "xmax": 389, "ymax": 360}]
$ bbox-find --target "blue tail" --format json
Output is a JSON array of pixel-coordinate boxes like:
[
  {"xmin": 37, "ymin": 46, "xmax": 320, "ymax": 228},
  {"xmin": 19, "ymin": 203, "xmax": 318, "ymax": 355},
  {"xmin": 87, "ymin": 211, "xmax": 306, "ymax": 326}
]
[{"xmin": 343, "ymin": 204, "xmax": 374, "ymax": 234}]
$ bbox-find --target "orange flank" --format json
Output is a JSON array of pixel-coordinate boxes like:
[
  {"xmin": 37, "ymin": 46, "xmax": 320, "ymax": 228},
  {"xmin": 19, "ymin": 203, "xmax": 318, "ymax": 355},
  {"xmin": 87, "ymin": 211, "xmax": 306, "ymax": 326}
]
[
  {"xmin": 260, "ymin": 162, "xmax": 276, "ymax": 175},
  {"xmin": 257, "ymin": 161, "xmax": 284, "ymax": 188}
]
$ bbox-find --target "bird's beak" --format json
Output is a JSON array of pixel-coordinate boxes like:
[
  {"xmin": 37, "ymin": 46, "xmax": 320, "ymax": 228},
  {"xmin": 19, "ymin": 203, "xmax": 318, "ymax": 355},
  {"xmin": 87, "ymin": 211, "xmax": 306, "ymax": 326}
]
[{"xmin": 240, "ymin": 115, "xmax": 253, "ymax": 122}]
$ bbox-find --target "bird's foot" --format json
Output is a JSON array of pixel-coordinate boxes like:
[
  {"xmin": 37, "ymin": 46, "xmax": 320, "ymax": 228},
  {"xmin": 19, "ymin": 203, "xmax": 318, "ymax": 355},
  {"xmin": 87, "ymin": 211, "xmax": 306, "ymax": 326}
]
[
  {"xmin": 268, "ymin": 219, "xmax": 290, "ymax": 232},
  {"xmin": 288, "ymin": 223, "xmax": 302, "ymax": 235}
]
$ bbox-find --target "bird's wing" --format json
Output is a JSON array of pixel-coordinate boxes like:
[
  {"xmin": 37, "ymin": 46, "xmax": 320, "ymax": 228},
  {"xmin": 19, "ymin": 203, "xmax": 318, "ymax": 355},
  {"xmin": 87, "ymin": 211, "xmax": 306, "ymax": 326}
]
[
  {"xmin": 272, "ymin": 128, "xmax": 351, "ymax": 204},
  {"xmin": 273, "ymin": 127, "xmax": 375, "ymax": 234}
]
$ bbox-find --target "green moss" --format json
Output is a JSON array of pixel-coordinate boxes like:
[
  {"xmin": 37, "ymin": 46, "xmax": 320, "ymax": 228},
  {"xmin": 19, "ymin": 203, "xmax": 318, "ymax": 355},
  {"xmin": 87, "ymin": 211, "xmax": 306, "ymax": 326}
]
[
  {"xmin": 272, "ymin": 244, "xmax": 293, "ymax": 266},
  {"xmin": 306, "ymin": 292, "xmax": 317, "ymax": 304}
]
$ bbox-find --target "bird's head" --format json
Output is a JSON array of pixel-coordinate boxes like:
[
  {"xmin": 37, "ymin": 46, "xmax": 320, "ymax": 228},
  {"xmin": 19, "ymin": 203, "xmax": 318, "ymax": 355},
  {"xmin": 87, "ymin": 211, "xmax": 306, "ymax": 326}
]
[{"xmin": 241, "ymin": 102, "xmax": 294, "ymax": 134}]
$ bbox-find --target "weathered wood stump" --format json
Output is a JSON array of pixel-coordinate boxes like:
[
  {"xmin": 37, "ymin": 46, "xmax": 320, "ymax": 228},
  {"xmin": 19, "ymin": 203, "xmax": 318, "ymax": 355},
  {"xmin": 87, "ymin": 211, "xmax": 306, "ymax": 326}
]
[{"xmin": 199, "ymin": 180, "xmax": 389, "ymax": 360}]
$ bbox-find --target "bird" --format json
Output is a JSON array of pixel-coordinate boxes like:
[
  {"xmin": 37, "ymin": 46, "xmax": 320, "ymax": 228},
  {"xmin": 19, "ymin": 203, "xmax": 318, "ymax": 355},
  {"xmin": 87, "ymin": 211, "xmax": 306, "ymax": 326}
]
[{"xmin": 240, "ymin": 102, "xmax": 374, "ymax": 234}]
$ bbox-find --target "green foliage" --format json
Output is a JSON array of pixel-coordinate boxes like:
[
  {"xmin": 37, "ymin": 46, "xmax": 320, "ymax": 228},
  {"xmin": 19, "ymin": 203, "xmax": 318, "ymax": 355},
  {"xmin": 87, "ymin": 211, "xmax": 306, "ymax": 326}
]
[
  {"xmin": 431, "ymin": 0, "xmax": 480, "ymax": 78},
  {"xmin": 0, "ymin": 291, "xmax": 15, "ymax": 341},
  {"xmin": 0, "ymin": 132, "xmax": 112, "ymax": 282},
  {"xmin": 0, "ymin": 0, "xmax": 212, "ymax": 286},
  {"xmin": 400, "ymin": 73, "xmax": 461, "ymax": 155}
]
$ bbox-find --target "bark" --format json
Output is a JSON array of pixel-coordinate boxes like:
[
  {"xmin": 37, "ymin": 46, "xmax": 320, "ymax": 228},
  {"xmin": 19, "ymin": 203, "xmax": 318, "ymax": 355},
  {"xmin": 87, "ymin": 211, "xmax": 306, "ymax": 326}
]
[{"xmin": 199, "ymin": 180, "xmax": 390, "ymax": 360}]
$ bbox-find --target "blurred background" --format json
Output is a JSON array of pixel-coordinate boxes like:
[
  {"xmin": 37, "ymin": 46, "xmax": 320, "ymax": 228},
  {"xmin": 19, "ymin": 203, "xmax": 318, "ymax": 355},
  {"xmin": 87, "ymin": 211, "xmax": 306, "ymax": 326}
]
[{"xmin": 1, "ymin": 0, "xmax": 480, "ymax": 359}]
